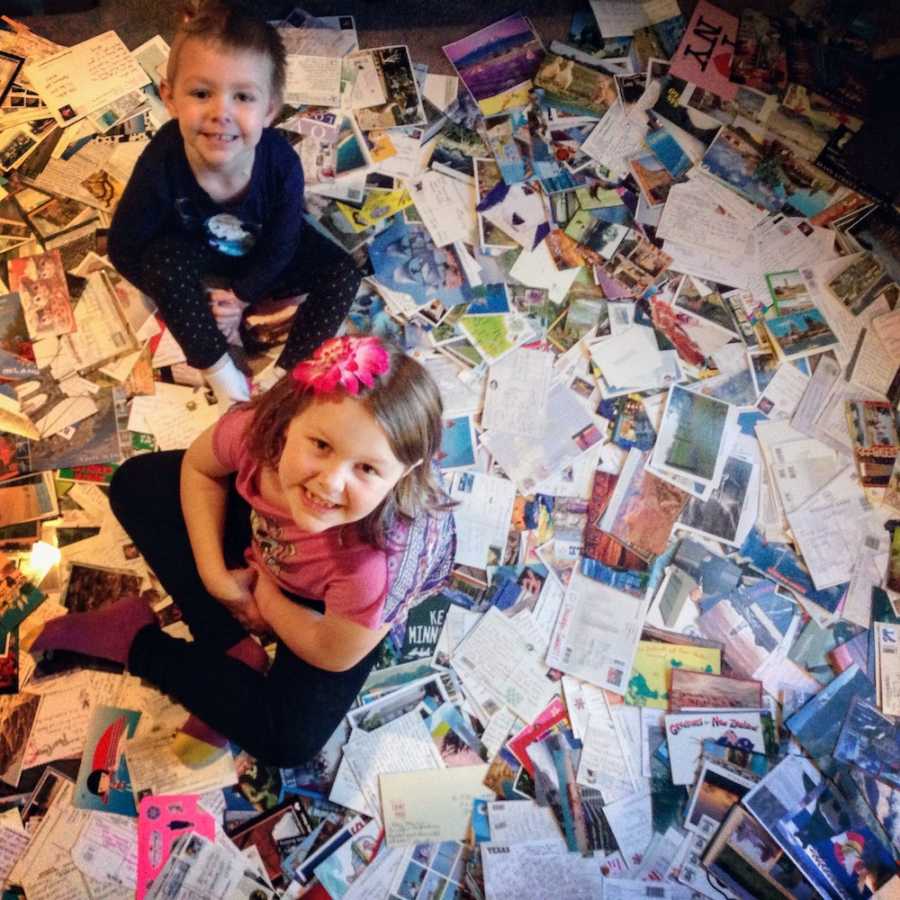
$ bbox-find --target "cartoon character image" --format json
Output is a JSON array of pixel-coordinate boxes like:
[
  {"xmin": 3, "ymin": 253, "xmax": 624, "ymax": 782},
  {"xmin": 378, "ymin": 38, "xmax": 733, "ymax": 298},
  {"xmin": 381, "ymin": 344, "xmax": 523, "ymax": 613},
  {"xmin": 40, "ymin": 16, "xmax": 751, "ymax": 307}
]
[
  {"xmin": 86, "ymin": 714, "xmax": 132, "ymax": 804},
  {"xmin": 204, "ymin": 213, "xmax": 260, "ymax": 257}
]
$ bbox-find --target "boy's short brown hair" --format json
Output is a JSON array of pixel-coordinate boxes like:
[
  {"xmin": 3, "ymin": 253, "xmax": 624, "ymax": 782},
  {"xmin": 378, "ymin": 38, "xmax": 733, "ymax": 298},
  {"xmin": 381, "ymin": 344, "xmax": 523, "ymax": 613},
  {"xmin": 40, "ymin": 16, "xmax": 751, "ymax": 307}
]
[{"xmin": 168, "ymin": 1, "xmax": 287, "ymax": 103}]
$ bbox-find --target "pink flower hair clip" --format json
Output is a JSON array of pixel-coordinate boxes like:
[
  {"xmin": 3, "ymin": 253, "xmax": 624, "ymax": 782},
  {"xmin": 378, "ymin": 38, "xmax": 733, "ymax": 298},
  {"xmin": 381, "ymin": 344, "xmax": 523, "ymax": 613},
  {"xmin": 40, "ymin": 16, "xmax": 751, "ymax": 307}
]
[{"xmin": 291, "ymin": 336, "xmax": 390, "ymax": 396}]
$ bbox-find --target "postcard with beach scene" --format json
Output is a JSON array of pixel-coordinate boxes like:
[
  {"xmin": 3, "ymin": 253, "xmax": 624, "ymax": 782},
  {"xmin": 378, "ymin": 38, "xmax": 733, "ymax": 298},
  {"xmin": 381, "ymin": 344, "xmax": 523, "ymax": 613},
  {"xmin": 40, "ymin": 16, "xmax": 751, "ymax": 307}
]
[
  {"xmin": 443, "ymin": 14, "xmax": 544, "ymax": 116},
  {"xmin": 764, "ymin": 306, "xmax": 839, "ymax": 361}
]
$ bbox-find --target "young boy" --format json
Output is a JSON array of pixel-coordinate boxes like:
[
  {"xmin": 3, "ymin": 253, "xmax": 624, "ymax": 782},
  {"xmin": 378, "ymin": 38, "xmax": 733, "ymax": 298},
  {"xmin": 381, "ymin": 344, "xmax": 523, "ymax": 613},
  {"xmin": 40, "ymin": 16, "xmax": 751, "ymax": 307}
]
[{"xmin": 108, "ymin": 3, "xmax": 362, "ymax": 405}]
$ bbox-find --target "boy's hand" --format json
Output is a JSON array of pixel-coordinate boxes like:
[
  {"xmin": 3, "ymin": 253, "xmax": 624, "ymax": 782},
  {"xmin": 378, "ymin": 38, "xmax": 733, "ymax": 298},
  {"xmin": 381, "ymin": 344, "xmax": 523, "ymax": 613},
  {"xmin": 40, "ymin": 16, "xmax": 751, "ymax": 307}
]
[{"xmin": 207, "ymin": 289, "xmax": 249, "ymax": 342}]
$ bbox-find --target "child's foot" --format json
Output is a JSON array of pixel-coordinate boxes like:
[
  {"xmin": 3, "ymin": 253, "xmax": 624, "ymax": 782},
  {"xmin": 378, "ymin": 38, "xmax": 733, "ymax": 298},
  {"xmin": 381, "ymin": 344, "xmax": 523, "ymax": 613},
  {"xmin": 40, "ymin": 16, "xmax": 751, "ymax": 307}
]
[
  {"xmin": 202, "ymin": 352, "xmax": 251, "ymax": 407},
  {"xmin": 31, "ymin": 596, "xmax": 156, "ymax": 665},
  {"xmin": 172, "ymin": 636, "xmax": 269, "ymax": 764}
]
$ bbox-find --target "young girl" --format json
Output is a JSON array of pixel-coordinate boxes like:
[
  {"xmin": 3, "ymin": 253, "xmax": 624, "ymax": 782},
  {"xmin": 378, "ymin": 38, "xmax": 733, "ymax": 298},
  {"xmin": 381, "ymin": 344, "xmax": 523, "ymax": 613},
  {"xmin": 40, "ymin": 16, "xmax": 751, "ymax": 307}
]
[{"xmin": 31, "ymin": 336, "xmax": 457, "ymax": 767}]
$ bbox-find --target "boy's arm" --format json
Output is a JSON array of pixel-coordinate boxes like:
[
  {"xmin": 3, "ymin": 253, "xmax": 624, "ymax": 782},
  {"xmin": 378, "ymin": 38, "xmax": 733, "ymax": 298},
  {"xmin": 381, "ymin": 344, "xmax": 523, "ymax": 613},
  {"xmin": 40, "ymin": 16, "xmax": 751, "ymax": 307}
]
[
  {"xmin": 181, "ymin": 425, "xmax": 253, "ymax": 605},
  {"xmin": 231, "ymin": 135, "xmax": 306, "ymax": 304},
  {"xmin": 107, "ymin": 136, "xmax": 172, "ymax": 290},
  {"xmin": 253, "ymin": 565, "xmax": 389, "ymax": 671}
]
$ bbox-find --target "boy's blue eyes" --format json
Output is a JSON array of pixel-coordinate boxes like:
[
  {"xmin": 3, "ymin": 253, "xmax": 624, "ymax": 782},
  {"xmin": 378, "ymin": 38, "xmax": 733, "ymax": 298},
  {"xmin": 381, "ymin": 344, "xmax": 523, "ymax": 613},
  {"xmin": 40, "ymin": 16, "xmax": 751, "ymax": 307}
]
[{"xmin": 188, "ymin": 90, "xmax": 256, "ymax": 102}]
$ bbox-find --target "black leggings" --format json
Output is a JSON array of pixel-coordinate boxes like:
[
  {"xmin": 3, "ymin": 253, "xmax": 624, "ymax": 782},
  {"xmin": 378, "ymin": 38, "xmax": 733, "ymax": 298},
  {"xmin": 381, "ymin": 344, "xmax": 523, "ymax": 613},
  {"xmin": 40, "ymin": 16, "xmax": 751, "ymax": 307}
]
[
  {"xmin": 134, "ymin": 225, "xmax": 362, "ymax": 370},
  {"xmin": 109, "ymin": 451, "xmax": 380, "ymax": 767}
]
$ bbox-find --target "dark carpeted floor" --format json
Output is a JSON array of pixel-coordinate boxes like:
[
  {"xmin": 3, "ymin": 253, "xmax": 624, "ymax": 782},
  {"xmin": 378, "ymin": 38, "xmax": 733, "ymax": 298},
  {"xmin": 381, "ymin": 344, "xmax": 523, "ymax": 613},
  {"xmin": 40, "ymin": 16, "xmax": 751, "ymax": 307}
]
[{"xmin": 19, "ymin": 0, "xmax": 586, "ymax": 75}]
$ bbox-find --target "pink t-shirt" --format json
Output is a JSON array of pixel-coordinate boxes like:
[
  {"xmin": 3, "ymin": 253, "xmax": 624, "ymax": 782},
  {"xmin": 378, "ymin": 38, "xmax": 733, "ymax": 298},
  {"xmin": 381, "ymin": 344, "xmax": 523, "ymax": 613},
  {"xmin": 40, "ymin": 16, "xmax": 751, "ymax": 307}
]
[{"xmin": 211, "ymin": 408, "xmax": 388, "ymax": 629}]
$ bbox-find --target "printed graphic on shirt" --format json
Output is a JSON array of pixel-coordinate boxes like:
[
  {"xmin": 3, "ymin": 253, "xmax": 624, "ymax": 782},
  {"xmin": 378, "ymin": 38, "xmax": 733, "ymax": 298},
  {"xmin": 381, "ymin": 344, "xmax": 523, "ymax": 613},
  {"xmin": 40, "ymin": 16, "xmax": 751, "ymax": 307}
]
[
  {"xmin": 251, "ymin": 509, "xmax": 295, "ymax": 575},
  {"xmin": 174, "ymin": 198, "xmax": 261, "ymax": 257},
  {"xmin": 204, "ymin": 213, "xmax": 259, "ymax": 257}
]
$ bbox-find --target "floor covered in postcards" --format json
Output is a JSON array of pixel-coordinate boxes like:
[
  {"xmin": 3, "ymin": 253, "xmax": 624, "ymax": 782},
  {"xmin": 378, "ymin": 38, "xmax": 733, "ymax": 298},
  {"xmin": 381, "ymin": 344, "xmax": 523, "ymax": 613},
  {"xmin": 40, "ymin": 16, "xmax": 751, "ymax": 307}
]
[{"xmin": 1, "ymin": 1, "xmax": 900, "ymax": 898}]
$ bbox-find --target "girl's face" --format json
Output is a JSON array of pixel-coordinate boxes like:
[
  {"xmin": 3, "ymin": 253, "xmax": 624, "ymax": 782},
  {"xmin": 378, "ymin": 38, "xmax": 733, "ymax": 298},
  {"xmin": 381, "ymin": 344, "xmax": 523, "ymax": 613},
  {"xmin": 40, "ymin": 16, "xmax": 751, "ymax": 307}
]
[{"xmin": 277, "ymin": 394, "xmax": 408, "ymax": 534}]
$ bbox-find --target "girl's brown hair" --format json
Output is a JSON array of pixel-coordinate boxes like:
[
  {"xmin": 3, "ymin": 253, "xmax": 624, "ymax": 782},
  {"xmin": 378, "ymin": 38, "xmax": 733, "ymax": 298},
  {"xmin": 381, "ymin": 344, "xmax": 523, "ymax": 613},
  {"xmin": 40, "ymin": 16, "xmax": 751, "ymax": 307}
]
[
  {"xmin": 244, "ymin": 341, "xmax": 454, "ymax": 549},
  {"xmin": 169, "ymin": 1, "xmax": 287, "ymax": 103}
]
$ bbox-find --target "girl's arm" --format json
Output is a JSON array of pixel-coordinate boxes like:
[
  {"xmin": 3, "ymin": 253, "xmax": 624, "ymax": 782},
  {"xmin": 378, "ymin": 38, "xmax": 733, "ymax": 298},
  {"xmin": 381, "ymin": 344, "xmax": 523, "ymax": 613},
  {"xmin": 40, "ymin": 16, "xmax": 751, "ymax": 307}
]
[
  {"xmin": 253, "ymin": 566, "xmax": 389, "ymax": 672},
  {"xmin": 181, "ymin": 425, "xmax": 256, "ymax": 607}
]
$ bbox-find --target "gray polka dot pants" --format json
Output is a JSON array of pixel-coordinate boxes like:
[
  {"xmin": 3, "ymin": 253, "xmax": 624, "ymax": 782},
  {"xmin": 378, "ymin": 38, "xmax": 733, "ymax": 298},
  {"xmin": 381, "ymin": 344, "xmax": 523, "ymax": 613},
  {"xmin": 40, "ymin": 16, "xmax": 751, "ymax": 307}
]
[{"xmin": 135, "ymin": 229, "xmax": 363, "ymax": 370}]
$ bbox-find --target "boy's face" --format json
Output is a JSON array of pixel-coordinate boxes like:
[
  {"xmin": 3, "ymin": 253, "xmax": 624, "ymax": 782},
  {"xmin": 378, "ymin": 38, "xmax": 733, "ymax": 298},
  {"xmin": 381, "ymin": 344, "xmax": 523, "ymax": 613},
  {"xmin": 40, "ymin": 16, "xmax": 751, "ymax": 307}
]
[{"xmin": 161, "ymin": 38, "xmax": 278, "ymax": 176}]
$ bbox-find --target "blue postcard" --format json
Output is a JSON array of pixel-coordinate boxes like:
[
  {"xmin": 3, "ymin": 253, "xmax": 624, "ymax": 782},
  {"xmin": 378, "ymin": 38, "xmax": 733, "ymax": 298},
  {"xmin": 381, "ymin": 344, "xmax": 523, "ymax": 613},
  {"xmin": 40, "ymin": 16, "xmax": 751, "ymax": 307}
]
[{"xmin": 75, "ymin": 705, "xmax": 141, "ymax": 816}]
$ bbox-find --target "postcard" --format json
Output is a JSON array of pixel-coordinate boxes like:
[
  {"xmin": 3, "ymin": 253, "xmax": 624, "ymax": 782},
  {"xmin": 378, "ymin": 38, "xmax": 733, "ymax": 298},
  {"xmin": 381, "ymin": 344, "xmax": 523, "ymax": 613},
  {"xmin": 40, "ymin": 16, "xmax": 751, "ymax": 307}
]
[
  {"xmin": 580, "ymin": 102, "xmax": 647, "ymax": 180},
  {"xmin": 146, "ymin": 832, "xmax": 276, "ymax": 900},
  {"xmin": 479, "ymin": 111, "xmax": 531, "ymax": 185},
  {"xmin": 476, "ymin": 179, "xmax": 549, "ymax": 251},
  {"xmin": 534, "ymin": 52, "xmax": 617, "ymax": 118},
  {"xmin": 826, "ymin": 252, "xmax": 891, "ymax": 317},
  {"xmin": 228, "ymin": 799, "xmax": 314, "ymax": 889},
  {"xmin": 599, "ymin": 448, "xmax": 688, "ymax": 559},
  {"xmin": 7, "ymin": 249, "xmax": 75, "ymax": 340},
  {"xmin": 875, "ymin": 622, "xmax": 900, "ymax": 718},
  {"xmin": 669, "ymin": 669, "xmax": 762, "ymax": 711},
  {"xmin": 776, "ymin": 782, "xmax": 897, "ymax": 900},
  {"xmin": 283, "ymin": 53, "xmax": 341, "ymax": 107},
  {"xmin": 846, "ymin": 400, "xmax": 899, "ymax": 488},
  {"xmin": 474, "ymin": 157, "xmax": 520, "ymax": 251},
  {"xmin": 669, "ymin": 0, "xmax": 738, "ymax": 100},
  {"xmin": 833, "ymin": 696, "xmax": 899, "ymax": 789},
  {"xmin": 408, "ymin": 171, "xmax": 476, "ymax": 248},
  {"xmin": 626, "ymin": 640, "xmax": 721, "ymax": 709},
  {"xmin": 74, "ymin": 705, "xmax": 141, "ymax": 816},
  {"xmin": 485, "ymin": 837, "xmax": 606, "ymax": 897},
  {"xmin": 0, "ymin": 470, "xmax": 58, "ymax": 530},
  {"xmin": 652, "ymin": 384, "xmax": 735, "ymax": 489},
  {"xmin": 436, "ymin": 414, "xmax": 477, "ymax": 471},
  {"xmin": 136, "ymin": 794, "xmax": 218, "ymax": 900},
  {"xmin": 0, "ymin": 691, "xmax": 41, "ymax": 786},
  {"xmin": 451, "ymin": 606, "xmax": 556, "ymax": 722},
  {"xmin": 665, "ymin": 710, "xmax": 764, "ymax": 785},
  {"xmin": 342, "ymin": 708, "xmax": 445, "ymax": 817},
  {"xmin": 458, "ymin": 312, "xmax": 537, "ymax": 366},
  {"xmin": 443, "ymin": 15, "xmax": 544, "ymax": 117},
  {"xmin": 546, "ymin": 569, "xmax": 648, "ymax": 694},
  {"xmin": 368, "ymin": 217, "xmax": 473, "ymax": 309},
  {"xmin": 312, "ymin": 817, "xmax": 381, "ymax": 897},
  {"xmin": 389, "ymin": 842, "xmax": 473, "ymax": 900},
  {"xmin": 0, "ymin": 49, "xmax": 24, "ymax": 105},
  {"xmin": 678, "ymin": 436, "xmax": 758, "ymax": 547},
  {"xmin": 25, "ymin": 31, "xmax": 150, "ymax": 126},
  {"xmin": 351, "ymin": 46, "xmax": 426, "ymax": 130},
  {"xmin": 703, "ymin": 805, "xmax": 812, "ymax": 900},
  {"xmin": 786, "ymin": 663, "xmax": 874, "ymax": 760},
  {"xmin": 380, "ymin": 765, "xmax": 490, "ymax": 846},
  {"xmin": 684, "ymin": 757, "xmax": 759, "ymax": 837}
]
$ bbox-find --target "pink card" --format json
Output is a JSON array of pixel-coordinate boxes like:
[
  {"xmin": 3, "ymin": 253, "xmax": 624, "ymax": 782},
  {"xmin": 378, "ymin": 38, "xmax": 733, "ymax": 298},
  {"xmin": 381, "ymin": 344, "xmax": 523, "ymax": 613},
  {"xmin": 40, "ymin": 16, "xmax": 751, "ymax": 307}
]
[
  {"xmin": 669, "ymin": 1, "xmax": 739, "ymax": 101},
  {"xmin": 137, "ymin": 794, "xmax": 217, "ymax": 899}
]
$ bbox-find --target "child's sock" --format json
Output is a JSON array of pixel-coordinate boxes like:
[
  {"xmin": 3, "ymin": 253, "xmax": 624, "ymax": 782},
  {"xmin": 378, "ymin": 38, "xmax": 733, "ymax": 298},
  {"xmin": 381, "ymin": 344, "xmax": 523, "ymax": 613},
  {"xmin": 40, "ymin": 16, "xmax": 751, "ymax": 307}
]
[
  {"xmin": 203, "ymin": 352, "xmax": 250, "ymax": 407},
  {"xmin": 31, "ymin": 597, "xmax": 156, "ymax": 665},
  {"xmin": 175, "ymin": 636, "xmax": 269, "ymax": 758}
]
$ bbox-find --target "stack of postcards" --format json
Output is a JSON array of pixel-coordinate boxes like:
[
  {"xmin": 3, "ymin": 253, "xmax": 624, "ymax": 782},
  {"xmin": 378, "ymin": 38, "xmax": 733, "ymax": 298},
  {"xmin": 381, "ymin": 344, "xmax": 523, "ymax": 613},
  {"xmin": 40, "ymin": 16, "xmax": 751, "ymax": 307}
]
[{"xmin": 0, "ymin": 2, "xmax": 899, "ymax": 898}]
